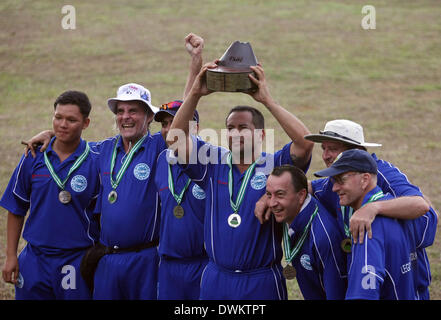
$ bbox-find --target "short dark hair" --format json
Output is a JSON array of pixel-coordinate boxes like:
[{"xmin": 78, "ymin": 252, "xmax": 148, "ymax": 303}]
[
  {"xmin": 54, "ymin": 90, "xmax": 92, "ymax": 118},
  {"xmin": 271, "ymin": 164, "xmax": 308, "ymax": 193},
  {"xmin": 225, "ymin": 105, "xmax": 265, "ymax": 129}
]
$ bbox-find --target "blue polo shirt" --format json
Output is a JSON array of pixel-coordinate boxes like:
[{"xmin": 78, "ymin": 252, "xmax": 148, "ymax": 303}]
[
  {"xmin": 180, "ymin": 136, "xmax": 303, "ymax": 271},
  {"xmin": 0, "ymin": 138, "xmax": 100, "ymax": 249},
  {"xmin": 287, "ymin": 195, "xmax": 347, "ymax": 300},
  {"xmin": 311, "ymin": 153, "xmax": 438, "ymax": 298},
  {"xmin": 155, "ymin": 148, "xmax": 206, "ymax": 259},
  {"xmin": 345, "ymin": 187, "xmax": 416, "ymax": 300},
  {"xmin": 92, "ymin": 132, "xmax": 166, "ymax": 248}
]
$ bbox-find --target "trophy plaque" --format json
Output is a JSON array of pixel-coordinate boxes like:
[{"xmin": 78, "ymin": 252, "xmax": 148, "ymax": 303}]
[{"xmin": 206, "ymin": 41, "xmax": 258, "ymax": 92}]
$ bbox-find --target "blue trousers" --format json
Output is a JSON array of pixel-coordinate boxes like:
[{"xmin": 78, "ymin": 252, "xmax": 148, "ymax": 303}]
[
  {"xmin": 157, "ymin": 256, "xmax": 208, "ymax": 300},
  {"xmin": 15, "ymin": 243, "xmax": 91, "ymax": 300},
  {"xmin": 199, "ymin": 261, "xmax": 287, "ymax": 300},
  {"xmin": 93, "ymin": 246, "xmax": 159, "ymax": 300}
]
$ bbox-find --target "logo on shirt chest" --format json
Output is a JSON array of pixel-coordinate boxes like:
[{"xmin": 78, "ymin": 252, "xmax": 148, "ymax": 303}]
[
  {"xmin": 300, "ymin": 254, "xmax": 313, "ymax": 271},
  {"xmin": 250, "ymin": 172, "xmax": 267, "ymax": 190},
  {"xmin": 192, "ymin": 184, "xmax": 206, "ymax": 200},
  {"xmin": 71, "ymin": 175, "xmax": 87, "ymax": 192},
  {"xmin": 133, "ymin": 163, "xmax": 150, "ymax": 180}
]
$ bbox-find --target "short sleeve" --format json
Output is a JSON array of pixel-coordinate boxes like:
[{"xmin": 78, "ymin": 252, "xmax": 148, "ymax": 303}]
[{"xmin": 0, "ymin": 155, "xmax": 32, "ymax": 216}]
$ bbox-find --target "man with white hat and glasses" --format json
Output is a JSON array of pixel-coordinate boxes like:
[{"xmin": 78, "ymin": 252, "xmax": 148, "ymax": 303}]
[
  {"xmin": 305, "ymin": 119, "xmax": 438, "ymax": 299},
  {"xmin": 314, "ymin": 149, "xmax": 424, "ymax": 300}
]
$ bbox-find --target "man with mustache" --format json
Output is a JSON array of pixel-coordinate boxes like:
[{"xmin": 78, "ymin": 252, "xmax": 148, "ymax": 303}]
[{"xmin": 166, "ymin": 61, "xmax": 314, "ymax": 299}]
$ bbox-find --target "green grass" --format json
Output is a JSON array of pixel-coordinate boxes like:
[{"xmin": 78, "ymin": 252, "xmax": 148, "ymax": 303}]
[{"xmin": 0, "ymin": 0, "xmax": 440, "ymax": 300}]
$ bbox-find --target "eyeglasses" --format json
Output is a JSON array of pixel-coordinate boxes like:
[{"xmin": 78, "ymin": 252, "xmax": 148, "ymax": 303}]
[
  {"xmin": 331, "ymin": 172, "xmax": 361, "ymax": 185},
  {"xmin": 160, "ymin": 100, "xmax": 183, "ymax": 110}
]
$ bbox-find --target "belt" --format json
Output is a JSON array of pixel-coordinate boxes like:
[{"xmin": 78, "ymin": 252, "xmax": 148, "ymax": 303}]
[
  {"xmin": 210, "ymin": 260, "xmax": 279, "ymax": 275},
  {"xmin": 103, "ymin": 239, "xmax": 159, "ymax": 254}
]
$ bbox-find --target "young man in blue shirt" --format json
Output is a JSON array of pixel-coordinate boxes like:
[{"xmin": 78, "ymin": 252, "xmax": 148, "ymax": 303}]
[
  {"xmin": 1, "ymin": 91, "xmax": 100, "ymax": 299},
  {"xmin": 314, "ymin": 149, "xmax": 422, "ymax": 299},
  {"xmin": 166, "ymin": 62, "xmax": 314, "ymax": 299},
  {"xmin": 265, "ymin": 165, "xmax": 347, "ymax": 299}
]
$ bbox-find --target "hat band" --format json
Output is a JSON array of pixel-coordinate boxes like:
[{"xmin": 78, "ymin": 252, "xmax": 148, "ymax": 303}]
[{"xmin": 321, "ymin": 131, "xmax": 361, "ymax": 145}]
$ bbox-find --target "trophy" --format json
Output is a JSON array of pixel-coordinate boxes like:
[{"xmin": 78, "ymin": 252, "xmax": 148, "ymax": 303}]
[{"xmin": 206, "ymin": 41, "xmax": 258, "ymax": 92}]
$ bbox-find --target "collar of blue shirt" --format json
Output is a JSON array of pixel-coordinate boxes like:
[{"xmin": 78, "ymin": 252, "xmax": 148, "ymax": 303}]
[
  {"xmin": 288, "ymin": 194, "xmax": 316, "ymax": 237},
  {"xmin": 45, "ymin": 136, "xmax": 87, "ymax": 162}
]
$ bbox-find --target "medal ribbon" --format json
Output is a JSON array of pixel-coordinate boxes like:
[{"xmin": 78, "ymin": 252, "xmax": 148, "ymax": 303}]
[
  {"xmin": 167, "ymin": 164, "xmax": 191, "ymax": 205},
  {"xmin": 340, "ymin": 190, "xmax": 384, "ymax": 238},
  {"xmin": 283, "ymin": 205, "xmax": 318, "ymax": 264},
  {"xmin": 109, "ymin": 135, "xmax": 147, "ymax": 190},
  {"xmin": 226, "ymin": 152, "xmax": 259, "ymax": 214},
  {"xmin": 44, "ymin": 142, "xmax": 90, "ymax": 190}
]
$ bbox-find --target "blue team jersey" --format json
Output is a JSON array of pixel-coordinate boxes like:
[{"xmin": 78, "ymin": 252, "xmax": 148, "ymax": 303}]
[
  {"xmin": 346, "ymin": 187, "xmax": 416, "ymax": 300},
  {"xmin": 311, "ymin": 152, "xmax": 437, "ymax": 298},
  {"xmin": 0, "ymin": 138, "xmax": 100, "ymax": 249},
  {"xmin": 180, "ymin": 136, "xmax": 303, "ymax": 271},
  {"xmin": 92, "ymin": 132, "xmax": 166, "ymax": 248},
  {"xmin": 288, "ymin": 195, "xmax": 347, "ymax": 300},
  {"xmin": 155, "ymin": 148, "xmax": 206, "ymax": 259}
]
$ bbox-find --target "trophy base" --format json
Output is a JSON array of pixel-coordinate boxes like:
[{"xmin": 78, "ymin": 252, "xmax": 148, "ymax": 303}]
[{"xmin": 206, "ymin": 68, "xmax": 257, "ymax": 92}]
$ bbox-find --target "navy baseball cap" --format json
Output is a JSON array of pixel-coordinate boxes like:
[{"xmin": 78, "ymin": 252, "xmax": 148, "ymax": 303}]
[
  {"xmin": 314, "ymin": 149, "xmax": 377, "ymax": 178},
  {"xmin": 154, "ymin": 100, "xmax": 199, "ymax": 123}
]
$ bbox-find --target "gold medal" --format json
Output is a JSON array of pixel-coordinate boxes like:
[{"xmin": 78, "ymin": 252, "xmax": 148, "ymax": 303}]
[
  {"xmin": 108, "ymin": 190, "xmax": 118, "ymax": 204},
  {"xmin": 58, "ymin": 190, "xmax": 71, "ymax": 204},
  {"xmin": 283, "ymin": 265, "xmax": 296, "ymax": 280},
  {"xmin": 341, "ymin": 238, "xmax": 352, "ymax": 253},
  {"xmin": 173, "ymin": 205, "xmax": 185, "ymax": 219}
]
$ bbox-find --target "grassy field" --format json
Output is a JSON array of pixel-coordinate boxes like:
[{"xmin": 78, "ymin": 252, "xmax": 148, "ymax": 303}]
[{"xmin": 0, "ymin": 0, "xmax": 440, "ymax": 300}]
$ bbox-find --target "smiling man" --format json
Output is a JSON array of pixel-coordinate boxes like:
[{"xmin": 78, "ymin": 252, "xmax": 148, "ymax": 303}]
[
  {"xmin": 166, "ymin": 62, "xmax": 314, "ymax": 300},
  {"xmin": 1, "ymin": 91, "xmax": 100, "ymax": 299},
  {"xmin": 314, "ymin": 149, "xmax": 432, "ymax": 300},
  {"xmin": 265, "ymin": 165, "xmax": 346, "ymax": 299},
  {"xmin": 89, "ymin": 83, "xmax": 164, "ymax": 300},
  {"xmin": 305, "ymin": 119, "xmax": 438, "ymax": 299}
]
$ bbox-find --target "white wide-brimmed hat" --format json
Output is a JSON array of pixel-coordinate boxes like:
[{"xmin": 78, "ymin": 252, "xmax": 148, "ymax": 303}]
[
  {"xmin": 107, "ymin": 83, "xmax": 159, "ymax": 114},
  {"xmin": 304, "ymin": 119, "xmax": 382, "ymax": 148}
]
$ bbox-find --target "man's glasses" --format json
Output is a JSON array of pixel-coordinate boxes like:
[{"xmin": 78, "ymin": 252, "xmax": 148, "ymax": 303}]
[{"xmin": 330, "ymin": 172, "xmax": 361, "ymax": 185}]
